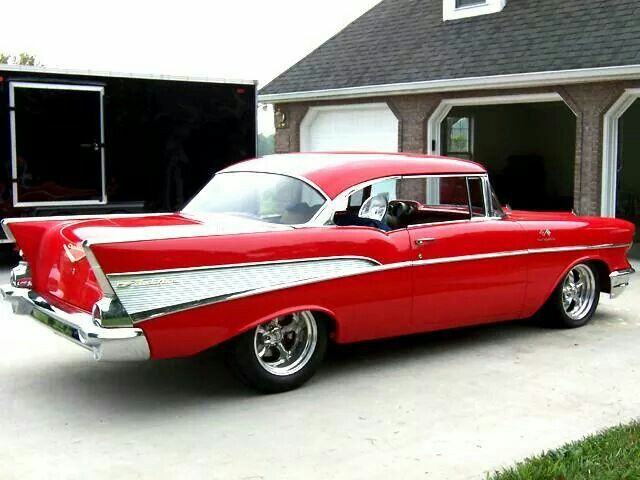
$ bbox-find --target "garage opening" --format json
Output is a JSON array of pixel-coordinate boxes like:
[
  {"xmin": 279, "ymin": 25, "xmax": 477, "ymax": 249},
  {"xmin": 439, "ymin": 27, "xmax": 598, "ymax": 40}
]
[
  {"xmin": 617, "ymin": 99, "xmax": 640, "ymax": 237},
  {"xmin": 435, "ymin": 100, "xmax": 576, "ymax": 212}
]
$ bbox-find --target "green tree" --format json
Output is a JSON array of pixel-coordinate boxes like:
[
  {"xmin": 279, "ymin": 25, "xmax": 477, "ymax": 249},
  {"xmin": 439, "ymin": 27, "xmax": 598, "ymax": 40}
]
[
  {"xmin": 0, "ymin": 52, "xmax": 41, "ymax": 66},
  {"xmin": 257, "ymin": 133, "xmax": 275, "ymax": 157}
]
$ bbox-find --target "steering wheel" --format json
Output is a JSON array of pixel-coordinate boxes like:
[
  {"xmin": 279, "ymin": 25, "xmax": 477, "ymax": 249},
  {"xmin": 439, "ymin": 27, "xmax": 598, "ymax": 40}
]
[{"xmin": 358, "ymin": 193, "xmax": 389, "ymax": 222}]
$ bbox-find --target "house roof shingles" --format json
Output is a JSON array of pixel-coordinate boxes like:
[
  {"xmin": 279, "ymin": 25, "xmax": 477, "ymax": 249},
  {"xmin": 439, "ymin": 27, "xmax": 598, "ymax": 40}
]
[{"xmin": 261, "ymin": 0, "xmax": 640, "ymax": 95}]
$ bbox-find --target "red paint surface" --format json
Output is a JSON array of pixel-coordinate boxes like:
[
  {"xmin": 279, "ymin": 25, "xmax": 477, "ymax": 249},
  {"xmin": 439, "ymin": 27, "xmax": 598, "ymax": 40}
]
[{"xmin": 4, "ymin": 153, "xmax": 635, "ymax": 360}]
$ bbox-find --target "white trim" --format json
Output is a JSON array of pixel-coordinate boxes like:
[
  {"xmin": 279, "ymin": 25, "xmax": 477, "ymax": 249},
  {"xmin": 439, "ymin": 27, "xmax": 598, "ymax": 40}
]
[
  {"xmin": 0, "ymin": 64, "xmax": 256, "ymax": 86},
  {"xmin": 601, "ymin": 88, "xmax": 640, "ymax": 217},
  {"xmin": 299, "ymin": 103, "xmax": 398, "ymax": 152},
  {"xmin": 259, "ymin": 65, "xmax": 640, "ymax": 103},
  {"xmin": 9, "ymin": 82, "xmax": 108, "ymax": 207},
  {"xmin": 443, "ymin": 0, "xmax": 506, "ymax": 21},
  {"xmin": 426, "ymin": 93, "xmax": 564, "ymax": 155}
]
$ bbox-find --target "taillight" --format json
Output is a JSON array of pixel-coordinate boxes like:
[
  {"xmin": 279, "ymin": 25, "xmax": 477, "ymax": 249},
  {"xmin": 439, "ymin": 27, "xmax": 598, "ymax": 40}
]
[{"xmin": 10, "ymin": 261, "xmax": 32, "ymax": 289}]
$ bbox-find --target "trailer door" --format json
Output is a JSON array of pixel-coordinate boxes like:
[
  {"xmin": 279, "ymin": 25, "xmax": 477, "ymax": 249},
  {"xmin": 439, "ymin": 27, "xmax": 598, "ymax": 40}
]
[{"xmin": 9, "ymin": 82, "xmax": 106, "ymax": 207}]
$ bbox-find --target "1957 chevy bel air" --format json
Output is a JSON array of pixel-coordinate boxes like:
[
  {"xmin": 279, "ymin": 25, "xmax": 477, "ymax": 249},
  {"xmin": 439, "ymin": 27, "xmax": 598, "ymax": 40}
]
[{"xmin": 1, "ymin": 153, "xmax": 635, "ymax": 392}]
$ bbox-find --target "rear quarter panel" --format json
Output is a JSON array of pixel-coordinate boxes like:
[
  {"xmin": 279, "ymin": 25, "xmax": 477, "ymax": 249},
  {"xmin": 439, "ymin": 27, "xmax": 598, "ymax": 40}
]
[{"xmin": 90, "ymin": 227, "xmax": 414, "ymax": 359}]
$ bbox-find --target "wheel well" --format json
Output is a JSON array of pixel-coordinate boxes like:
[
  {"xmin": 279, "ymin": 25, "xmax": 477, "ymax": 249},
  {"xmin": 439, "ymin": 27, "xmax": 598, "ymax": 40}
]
[
  {"xmin": 587, "ymin": 260, "xmax": 611, "ymax": 294},
  {"xmin": 311, "ymin": 310, "xmax": 339, "ymax": 342}
]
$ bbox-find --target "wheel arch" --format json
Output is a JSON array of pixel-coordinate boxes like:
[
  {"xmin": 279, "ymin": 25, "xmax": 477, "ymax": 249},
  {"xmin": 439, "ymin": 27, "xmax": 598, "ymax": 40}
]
[
  {"xmin": 238, "ymin": 304, "xmax": 341, "ymax": 342},
  {"xmin": 532, "ymin": 254, "xmax": 612, "ymax": 316}
]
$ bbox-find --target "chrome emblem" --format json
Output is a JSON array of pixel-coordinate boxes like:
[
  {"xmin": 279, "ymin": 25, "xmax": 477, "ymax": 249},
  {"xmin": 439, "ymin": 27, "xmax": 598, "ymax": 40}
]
[
  {"xmin": 538, "ymin": 229, "xmax": 554, "ymax": 242},
  {"xmin": 64, "ymin": 243, "xmax": 86, "ymax": 263},
  {"xmin": 114, "ymin": 278, "xmax": 177, "ymax": 289}
]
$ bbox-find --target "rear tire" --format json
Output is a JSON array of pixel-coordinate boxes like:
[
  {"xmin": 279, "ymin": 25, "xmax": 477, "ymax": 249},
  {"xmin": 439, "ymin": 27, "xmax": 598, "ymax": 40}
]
[
  {"xmin": 541, "ymin": 263, "xmax": 600, "ymax": 328},
  {"xmin": 227, "ymin": 311, "xmax": 328, "ymax": 393}
]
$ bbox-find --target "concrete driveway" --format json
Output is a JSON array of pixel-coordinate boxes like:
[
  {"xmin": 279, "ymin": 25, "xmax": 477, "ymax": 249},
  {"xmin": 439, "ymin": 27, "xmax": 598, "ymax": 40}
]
[{"xmin": 1, "ymin": 261, "xmax": 639, "ymax": 480}]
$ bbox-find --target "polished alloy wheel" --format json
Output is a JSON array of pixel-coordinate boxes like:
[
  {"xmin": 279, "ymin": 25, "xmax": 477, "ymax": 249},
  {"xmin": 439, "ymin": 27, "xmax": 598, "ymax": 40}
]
[
  {"xmin": 254, "ymin": 311, "xmax": 318, "ymax": 376},
  {"xmin": 561, "ymin": 264, "xmax": 597, "ymax": 321}
]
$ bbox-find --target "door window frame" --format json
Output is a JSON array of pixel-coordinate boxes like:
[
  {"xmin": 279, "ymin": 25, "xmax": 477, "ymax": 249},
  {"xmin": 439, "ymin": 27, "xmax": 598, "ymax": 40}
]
[
  {"xmin": 9, "ymin": 81, "xmax": 107, "ymax": 207},
  {"xmin": 318, "ymin": 173, "xmax": 499, "ymax": 229}
]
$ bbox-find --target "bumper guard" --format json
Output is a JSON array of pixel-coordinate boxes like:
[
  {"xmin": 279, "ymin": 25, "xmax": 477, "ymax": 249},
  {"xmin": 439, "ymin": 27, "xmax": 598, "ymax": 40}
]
[
  {"xmin": 1, "ymin": 285, "xmax": 150, "ymax": 362},
  {"xmin": 609, "ymin": 268, "xmax": 635, "ymax": 299}
]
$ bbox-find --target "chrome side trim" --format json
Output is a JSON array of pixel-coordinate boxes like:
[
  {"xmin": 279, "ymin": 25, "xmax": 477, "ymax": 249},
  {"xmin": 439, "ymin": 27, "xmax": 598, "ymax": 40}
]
[
  {"xmin": 104, "ymin": 243, "xmax": 632, "ymax": 323},
  {"xmin": 413, "ymin": 249, "xmax": 529, "ymax": 267},
  {"xmin": 130, "ymin": 259, "xmax": 412, "ymax": 323},
  {"xmin": 108, "ymin": 255, "xmax": 382, "ymax": 277},
  {"xmin": 610, "ymin": 268, "xmax": 635, "ymax": 299},
  {"xmin": 82, "ymin": 241, "xmax": 116, "ymax": 296},
  {"xmin": 81, "ymin": 242, "xmax": 133, "ymax": 328},
  {"xmin": 109, "ymin": 257, "xmax": 380, "ymax": 319},
  {"xmin": 0, "ymin": 285, "xmax": 149, "ymax": 362},
  {"xmin": 528, "ymin": 243, "xmax": 631, "ymax": 254}
]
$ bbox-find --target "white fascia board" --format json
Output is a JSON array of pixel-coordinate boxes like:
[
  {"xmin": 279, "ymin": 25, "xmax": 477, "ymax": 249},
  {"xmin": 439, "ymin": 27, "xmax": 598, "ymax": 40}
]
[
  {"xmin": 0, "ymin": 64, "xmax": 257, "ymax": 86},
  {"xmin": 259, "ymin": 64, "xmax": 640, "ymax": 103}
]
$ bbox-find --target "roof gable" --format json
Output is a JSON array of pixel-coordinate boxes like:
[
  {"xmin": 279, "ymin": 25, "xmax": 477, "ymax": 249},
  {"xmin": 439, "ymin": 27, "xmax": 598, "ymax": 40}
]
[{"xmin": 261, "ymin": 0, "xmax": 640, "ymax": 96}]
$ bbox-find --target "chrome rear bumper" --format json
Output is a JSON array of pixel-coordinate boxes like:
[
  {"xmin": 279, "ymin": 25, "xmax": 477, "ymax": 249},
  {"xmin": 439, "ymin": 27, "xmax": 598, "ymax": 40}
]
[
  {"xmin": 1, "ymin": 285, "xmax": 150, "ymax": 362},
  {"xmin": 610, "ymin": 268, "xmax": 636, "ymax": 299}
]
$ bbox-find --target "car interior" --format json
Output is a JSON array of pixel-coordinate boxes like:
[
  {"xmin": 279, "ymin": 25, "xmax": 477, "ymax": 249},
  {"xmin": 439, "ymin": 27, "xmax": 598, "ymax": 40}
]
[{"xmin": 331, "ymin": 176, "xmax": 491, "ymax": 231}]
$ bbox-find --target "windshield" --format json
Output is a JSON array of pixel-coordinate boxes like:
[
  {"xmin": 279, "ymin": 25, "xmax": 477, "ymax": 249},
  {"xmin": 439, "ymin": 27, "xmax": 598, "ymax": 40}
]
[{"xmin": 183, "ymin": 172, "xmax": 326, "ymax": 225}]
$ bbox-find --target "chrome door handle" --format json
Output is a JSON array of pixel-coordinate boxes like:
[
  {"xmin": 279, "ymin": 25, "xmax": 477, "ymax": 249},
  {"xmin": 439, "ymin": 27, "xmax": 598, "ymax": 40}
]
[{"xmin": 415, "ymin": 238, "xmax": 436, "ymax": 246}]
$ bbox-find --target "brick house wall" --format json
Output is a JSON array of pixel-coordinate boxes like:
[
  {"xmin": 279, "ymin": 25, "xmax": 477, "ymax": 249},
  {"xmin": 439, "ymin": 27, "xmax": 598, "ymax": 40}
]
[{"xmin": 273, "ymin": 80, "xmax": 640, "ymax": 216}]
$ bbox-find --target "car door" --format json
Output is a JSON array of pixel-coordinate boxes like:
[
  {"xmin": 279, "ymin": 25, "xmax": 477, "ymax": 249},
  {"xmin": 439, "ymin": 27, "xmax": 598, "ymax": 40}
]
[{"xmin": 405, "ymin": 175, "xmax": 528, "ymax": 331}]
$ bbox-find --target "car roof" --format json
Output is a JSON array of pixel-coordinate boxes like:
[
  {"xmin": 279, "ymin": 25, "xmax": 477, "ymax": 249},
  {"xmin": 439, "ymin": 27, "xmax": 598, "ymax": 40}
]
[{"xmin": 221, "ymin": 152, "xmax": 487, "ymax": 199}]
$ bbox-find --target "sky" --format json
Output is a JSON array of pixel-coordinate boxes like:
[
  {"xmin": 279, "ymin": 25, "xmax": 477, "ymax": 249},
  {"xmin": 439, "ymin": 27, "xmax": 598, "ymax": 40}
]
[{"xmin": 1, "ymin": 0, "xmax": 382, "ymax": 134}]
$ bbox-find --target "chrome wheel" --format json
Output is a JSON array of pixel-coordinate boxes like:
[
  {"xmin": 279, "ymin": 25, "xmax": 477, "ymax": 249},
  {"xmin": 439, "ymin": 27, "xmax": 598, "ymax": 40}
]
[
  {"xmin": 561, "ymin": 265, "xmax": 597, "ymax": 321},
  {"xmin": 254, "ymin": 311, "xmax": 318, "ymax": 377}
]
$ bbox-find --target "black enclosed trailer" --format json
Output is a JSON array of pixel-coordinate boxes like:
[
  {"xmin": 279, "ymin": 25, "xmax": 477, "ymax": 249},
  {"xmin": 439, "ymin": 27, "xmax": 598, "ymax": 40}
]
[{"xmin": 0, "ymin": 66, "xmax": 257, "ymax": 243}]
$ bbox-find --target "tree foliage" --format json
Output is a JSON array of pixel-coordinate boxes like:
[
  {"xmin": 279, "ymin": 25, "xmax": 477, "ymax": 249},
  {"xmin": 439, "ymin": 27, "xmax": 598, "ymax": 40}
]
[
  {"xmin": 257, "ymin": 133, "xmax": 275, "ymax": 157},
  {"xmin": 0, "ymin": 52, "xmax": 41, "ymax": 66}
]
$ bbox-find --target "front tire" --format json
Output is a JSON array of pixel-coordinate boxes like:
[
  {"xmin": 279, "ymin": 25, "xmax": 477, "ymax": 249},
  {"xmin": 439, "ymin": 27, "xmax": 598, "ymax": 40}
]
[
  {"xmin": 227, "ymin": 311, "xmax": 328, "ymax": 393},
  {"xmin": 542, "ymin": 263, "xmax": 600, "ymax": 328}
]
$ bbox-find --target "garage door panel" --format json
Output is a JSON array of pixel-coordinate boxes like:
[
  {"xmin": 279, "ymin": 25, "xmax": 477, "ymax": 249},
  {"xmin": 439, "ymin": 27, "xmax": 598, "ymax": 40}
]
[{"xmin": 301, "ymin": 104, "xmax": 399, "ymax": 152}]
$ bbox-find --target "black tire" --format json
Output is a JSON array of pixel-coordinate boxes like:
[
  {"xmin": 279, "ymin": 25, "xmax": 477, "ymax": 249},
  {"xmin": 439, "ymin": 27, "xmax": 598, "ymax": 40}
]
[
  {"xmin": 227, "ymin": 311, "xmax": 328, "ymax": 393},
  {"xmin": 541, "ymin": 262, "xmax": 600, "ymax": 328}
]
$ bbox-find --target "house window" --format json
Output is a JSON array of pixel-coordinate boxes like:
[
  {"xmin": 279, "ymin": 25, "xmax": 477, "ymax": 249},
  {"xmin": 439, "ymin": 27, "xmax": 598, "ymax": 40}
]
[
  {"xmin": 443, "ymin": 0, "xmax": 507, "ymax": 21},
  {"xmin": 456, "ymin": 0, "xmax": 486, "ymax": 8},
  {"xmin": 444, "ymin": 116, "xmax": 473, "ymax": 160}
]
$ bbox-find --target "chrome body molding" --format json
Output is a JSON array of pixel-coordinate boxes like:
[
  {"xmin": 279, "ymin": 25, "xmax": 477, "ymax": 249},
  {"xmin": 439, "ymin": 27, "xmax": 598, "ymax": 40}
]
[
  {"xmin": 105, "ymin": 244, "xmax": 632, "ymax": 324},
  {"xmin": 527, "ymin": 243, "xmax": 631, "ymax": 255},
  {"xmin": 609, "ymin": 268, "xmax": 636, "ymax": 299},
  {"xmin": 0, "ymin": 285, "xmax": 149, "ymax": 362},
  {"xmin": 82, "ymin": 241, "xmax": 116, "ymax": 297},
  {"xmin": 109, "ymin": 257, "xmax": 381, "ymax": 322}
]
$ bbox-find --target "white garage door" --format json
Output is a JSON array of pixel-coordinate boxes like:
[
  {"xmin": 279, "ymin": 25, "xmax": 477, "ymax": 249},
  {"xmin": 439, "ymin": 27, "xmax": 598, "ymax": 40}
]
[{"xmin": 300, "ymin": 103, "xmax": 399, "ymax": 152}]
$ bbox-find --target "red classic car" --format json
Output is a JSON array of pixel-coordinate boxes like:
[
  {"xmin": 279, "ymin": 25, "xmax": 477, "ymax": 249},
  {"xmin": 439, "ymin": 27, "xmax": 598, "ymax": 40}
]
[{"xmin": 1, "ymin": 153, "xmax": 635, "ymax": 392}]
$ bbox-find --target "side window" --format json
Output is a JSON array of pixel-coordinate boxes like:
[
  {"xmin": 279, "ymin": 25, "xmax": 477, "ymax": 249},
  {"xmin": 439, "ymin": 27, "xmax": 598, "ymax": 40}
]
[
  {"xmin": 467, "ymin": 177, "xmax": 486, "ymax": 217},
  {"xmin": 333, "ymin": 175, "xmax": 489, "ymax": 230}
]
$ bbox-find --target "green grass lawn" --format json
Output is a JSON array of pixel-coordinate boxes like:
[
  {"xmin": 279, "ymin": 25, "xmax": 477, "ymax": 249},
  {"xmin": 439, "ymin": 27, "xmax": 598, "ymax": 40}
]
[{"xmin": 489, "ymin": 421, "xmax": 640, "ymax": 480}]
